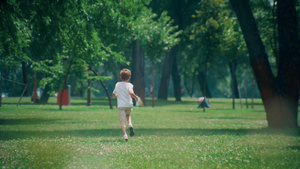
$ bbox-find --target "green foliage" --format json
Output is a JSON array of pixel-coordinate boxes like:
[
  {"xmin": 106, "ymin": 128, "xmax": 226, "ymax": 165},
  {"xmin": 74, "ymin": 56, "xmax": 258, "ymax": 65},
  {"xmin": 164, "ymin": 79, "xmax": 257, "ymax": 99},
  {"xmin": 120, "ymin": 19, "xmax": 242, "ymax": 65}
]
[
  {"xmin": 178, "ymin": 0, "xmax": 232, "ymax": 97},
  {"xmin": 0, "ymin": 1, "xmax": 30, "ymax": 69},
  {"xmin": 134, "ymin": 11, "xmax": 181, "ymax": 61},
  {"xmin": 221, "ymin": 16, "xmax": 246, "ymax": 62},
  {"xmin": 190, "ymin": 0, "xmax": 229, "ymax": 63},
  {"xmin": 1, "ymin": 0, "xmax": 181, "ymax": 98},
  {"xmin": 1, "ymin": 0, "xmax": 274, "ymax": 99},
  {"xmin": 181, "ymin": 0, "xmax": 230, "ymax": 77}
]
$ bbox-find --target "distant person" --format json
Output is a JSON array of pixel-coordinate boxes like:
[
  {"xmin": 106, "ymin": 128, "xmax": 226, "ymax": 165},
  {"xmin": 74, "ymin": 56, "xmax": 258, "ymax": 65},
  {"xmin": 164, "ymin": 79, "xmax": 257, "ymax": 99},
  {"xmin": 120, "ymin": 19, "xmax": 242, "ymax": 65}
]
[
  {"xmin": 112, "ymin": 69, "xmax": 139, "ymax": 142},
  {"xmin": 198, "ymin": 97, "xmax": 210, "ymax": 108}
]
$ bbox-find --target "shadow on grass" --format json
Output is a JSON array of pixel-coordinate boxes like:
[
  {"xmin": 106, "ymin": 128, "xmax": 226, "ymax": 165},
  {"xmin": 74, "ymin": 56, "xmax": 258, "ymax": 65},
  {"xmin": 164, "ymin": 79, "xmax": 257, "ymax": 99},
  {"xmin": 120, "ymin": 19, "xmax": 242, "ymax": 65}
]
[
  {"xmin": 1, "ymin": 127, "xmax": 299, "ymax": 141},
  {"xmin": 212, "ymin": 101, "xmax": 264, "ymax": 105},
  {"xmin": 202, "ymin": 117, "xmax": 253, "ymax": 120}
]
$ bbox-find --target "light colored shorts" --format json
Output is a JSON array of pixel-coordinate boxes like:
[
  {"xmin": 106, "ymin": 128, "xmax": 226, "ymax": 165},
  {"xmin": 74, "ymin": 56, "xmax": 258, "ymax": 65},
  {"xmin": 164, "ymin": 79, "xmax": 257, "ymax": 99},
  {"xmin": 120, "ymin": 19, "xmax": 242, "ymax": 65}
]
[{"xmin": 118, "ymin": 107, "xmax": 132, "ymax": 121}]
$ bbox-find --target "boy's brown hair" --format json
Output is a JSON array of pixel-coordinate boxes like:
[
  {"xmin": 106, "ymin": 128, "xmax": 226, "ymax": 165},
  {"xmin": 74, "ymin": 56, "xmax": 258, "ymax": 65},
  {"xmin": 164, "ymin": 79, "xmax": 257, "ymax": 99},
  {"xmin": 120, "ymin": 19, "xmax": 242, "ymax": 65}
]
[{"xmin": 120, "ymin": 69, "xmax": 131, "ymax": 81}]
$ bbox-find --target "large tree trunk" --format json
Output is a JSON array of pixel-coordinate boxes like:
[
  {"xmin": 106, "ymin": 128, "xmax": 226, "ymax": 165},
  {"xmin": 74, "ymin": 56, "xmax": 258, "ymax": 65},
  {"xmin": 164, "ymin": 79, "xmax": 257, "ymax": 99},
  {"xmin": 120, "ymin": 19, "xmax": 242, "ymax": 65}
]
[
  {"xmin": 196, "ymin": 71, "xmax": 212, "ymax": 98},
  {"xmin": 276, "ymin": 0, "xmax": 299, "ymax": 126},
  {"xmin": 171, "ymin": 0, "xmax": 183, "ymax": 102},
  {"xmin": 171, "ymin": 50, "xmax": 181, "ymax": 101},
  {"xmin": 271, "ymin": 0, "xmax": 279, "ymax": 69},
  {"xmin": 131, "ymin": 40, "xmax": 146, "ymax": 105},
  {"xmin": 158, "ymin": 49, "xmax": 175, "ymax": 100},
  {"xmin": 230, "ymin": 0, "xmax": 299, "ymax": 128}
]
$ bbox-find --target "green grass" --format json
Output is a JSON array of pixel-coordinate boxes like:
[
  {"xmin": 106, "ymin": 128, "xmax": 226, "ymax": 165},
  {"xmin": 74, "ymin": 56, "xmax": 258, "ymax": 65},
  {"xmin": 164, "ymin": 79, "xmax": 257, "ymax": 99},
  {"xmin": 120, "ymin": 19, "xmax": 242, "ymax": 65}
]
[{"xmin": 0, "ymin": 97, "xmax": 299, "ymax": 169}]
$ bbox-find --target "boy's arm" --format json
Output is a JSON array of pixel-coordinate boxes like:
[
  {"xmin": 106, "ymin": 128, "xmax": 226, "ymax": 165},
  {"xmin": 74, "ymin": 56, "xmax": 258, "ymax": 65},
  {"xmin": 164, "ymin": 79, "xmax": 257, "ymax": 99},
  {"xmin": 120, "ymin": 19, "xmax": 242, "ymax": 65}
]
[
  {"xmin": 129, "ymin": 91, "xmax": 138, "ymax": 101},
  {"xmin": 112, "ymin": 83, "xmax": 117, "ymax": 97}
]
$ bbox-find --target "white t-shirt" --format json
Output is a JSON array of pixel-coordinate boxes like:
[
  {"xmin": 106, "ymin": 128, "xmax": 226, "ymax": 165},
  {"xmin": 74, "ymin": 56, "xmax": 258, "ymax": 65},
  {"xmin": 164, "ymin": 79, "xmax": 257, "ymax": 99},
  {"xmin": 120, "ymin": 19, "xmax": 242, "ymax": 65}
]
[{"xmin": 113, "ymin": 82, "xmax": 134, "ymax": 108}]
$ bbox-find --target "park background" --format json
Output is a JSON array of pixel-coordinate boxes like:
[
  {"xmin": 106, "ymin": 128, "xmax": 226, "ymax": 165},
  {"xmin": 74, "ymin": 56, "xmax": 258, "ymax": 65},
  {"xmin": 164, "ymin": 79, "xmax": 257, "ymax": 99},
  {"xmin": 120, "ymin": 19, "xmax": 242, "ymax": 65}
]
[
  {"xmin": 0, "ymin": 0, "xmax": 299, "ymax": 168},
  {"xmin": 1, "ymin": 0, "xmax": 299, "ymax": 127}
]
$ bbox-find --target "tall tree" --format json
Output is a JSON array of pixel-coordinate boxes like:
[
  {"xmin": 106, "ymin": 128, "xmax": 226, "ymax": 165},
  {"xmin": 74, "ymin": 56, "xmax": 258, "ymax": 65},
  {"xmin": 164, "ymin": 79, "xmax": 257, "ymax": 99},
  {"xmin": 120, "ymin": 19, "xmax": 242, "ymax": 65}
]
[
  {"xmin": 135, "ymin": 10, "xmax": 181, "ymax": 105},
  {"xmin": 229, "ymin": 0, "xmax": 299, "ymax": 128},
  {"xmin": 170, "ymin": 0, "xmax": 183, "ymax": 101},
  {"xmin": 131, "ymin": 40, "xmax": 146, "ymax": 105},
  {"xmin": 157, "ymin": 49, "xmax": 174, "ymax": 100},
  {"xmin": 196, "ymin": 71, "xmax": 213, "ymax": 98},
  {"xmin": 153, "ymin": 0, "xmax": 198, "ymax": 101},
  {"xmin": 221, "ymin": 14, "xmax": 248, "ymax": 103},
  {"xmin": 0, "ymin": 0, "xmax": 31, "ymax": 104},
  {"xmin": 189, "ymin": 0, "xmax": 229, "ymax": 98}
]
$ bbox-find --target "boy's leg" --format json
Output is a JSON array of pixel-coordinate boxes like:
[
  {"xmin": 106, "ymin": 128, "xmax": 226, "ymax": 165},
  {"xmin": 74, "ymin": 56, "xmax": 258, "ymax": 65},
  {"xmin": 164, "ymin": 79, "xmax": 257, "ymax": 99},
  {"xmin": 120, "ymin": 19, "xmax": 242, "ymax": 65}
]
[
  {"xmin": 125, "ymin": 108, "xmax": 133, "ymax": 127},
  {"xmin": 129, "ymin": 125, "xmax": 135, "ymax": 136},
  {"xmin": 120, "ymin": 120, "xmax": 126, "ymax": 135},
  {"xmin": 126, "ymin": 114, "xmax": 132, "ymax": 127},
  {"xmin": 125, "ymin": 108, "xmax": 135, "ymax": 136},
  {"xmin": 119, "ymin": 108, "xmax": 128, "ymax": 141}
]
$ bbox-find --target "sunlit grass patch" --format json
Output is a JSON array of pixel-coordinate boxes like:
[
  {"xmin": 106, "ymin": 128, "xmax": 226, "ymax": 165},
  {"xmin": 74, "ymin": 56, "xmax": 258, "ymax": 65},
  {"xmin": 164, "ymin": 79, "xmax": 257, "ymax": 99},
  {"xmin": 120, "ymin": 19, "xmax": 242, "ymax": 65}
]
[{"xmin": 1, "ymin": 138, "xmax": 74, "ymax": 168}]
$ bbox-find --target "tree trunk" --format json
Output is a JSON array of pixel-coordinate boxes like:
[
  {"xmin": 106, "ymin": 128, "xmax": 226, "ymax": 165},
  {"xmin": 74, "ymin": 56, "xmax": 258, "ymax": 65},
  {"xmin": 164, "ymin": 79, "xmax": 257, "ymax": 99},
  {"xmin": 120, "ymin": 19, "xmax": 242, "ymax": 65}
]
[
  {"xmin": 158, "ymin": 48, "xmax": 175, "ymax": 100},
  {"xmin": 79, "ymin": 81, "xmax": 84, "ymax": 97},
  {"xmin": 0, "ymin": 69, "xmax": 2, "ymax": 107},
  {"xmin": 152, "ymin": 63, "xmax": 155, "ymax": 107},
  {"xmin": 59, "ymin": 58, "xmax": 73, "ymax": 110},
  {"xmin": 196, "ymin": 71, "xmax": 212, "ymax": 98},
  {"xmin": 271, "ymin": 0, "xmax": 279, "ymax": 69},
  {"xmin": 231, "ymin": 62, "xmax": 236, "ymax": 109},
  {"xmin": 276, "ymin": 0, "xmax": 299, "ymax": 126},
  {"xmin": 171, "ymin": 52, "xmax": 181, "ymax": 101},
  {"xmin": 88, "ymin": 67, "xmax": 113, "ymax": 109},
  {"xmin": 228, "ymin": 60, "xmax": 239, "ymax": 98},
  {"xmin": 230, "ymin": 0, "xmax": 299, "ymax": 128},
  {"xmin": 21, "ymin": 61, "xmax": 28, "ymax": 96},
  {"xmin": 33, "ymin": 71, "xmax": 37, "ymax": 104},
  {"xmin": 203, "ymin": 64, "xmax": 207, "ymax": 112},
  {"xmin": 131, "ymin": 40, "xmax": 146, "ymax": 105},
  {"xmin": 191, "ymin": 71, "xmax": 195, "ymax": 98},
  {"xmin": 171, "ymin": 0, "xmax": 183, "ymax": 101},
  {"xmin": 183, "ymin": 71, "xmax": 196, "ymax": 98},
  {"xmin": 87, "ymin": 79, "xmax": 91, "ymax": 106},
  {"xmin": 39, "ymin": 83, "xmax": 51, "ymax": 104}
]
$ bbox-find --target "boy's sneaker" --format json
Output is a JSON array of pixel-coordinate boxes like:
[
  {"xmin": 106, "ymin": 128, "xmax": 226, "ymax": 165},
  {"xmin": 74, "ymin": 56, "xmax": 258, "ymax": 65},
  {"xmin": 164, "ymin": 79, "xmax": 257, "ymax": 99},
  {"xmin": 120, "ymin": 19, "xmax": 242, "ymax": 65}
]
[
  {"xmin": 123, "ymin": 134, "xmax": 128, "ymax": 142},
  {"xmin": 129, "ymin": 127, "xmax": 135, "ymax": 136}
]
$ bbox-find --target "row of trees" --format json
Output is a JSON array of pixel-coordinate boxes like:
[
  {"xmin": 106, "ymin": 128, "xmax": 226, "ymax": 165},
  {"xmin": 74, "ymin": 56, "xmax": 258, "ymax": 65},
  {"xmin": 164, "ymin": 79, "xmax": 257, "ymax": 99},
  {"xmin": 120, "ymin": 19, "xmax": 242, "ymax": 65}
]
[
  {"xmin": 150, "ymin": 0, "xmax": 299, "ymax": 128},
  {"xmin": 1, "ymin": 0, "xmax": 299, "ymax": 128},
  {"xmin": 152, "ymin": 0, "xmax": 266, "ymax": 101},
  {"xmin": 0, "ymin": 0, "xmax": 180, "ymax": 107}
]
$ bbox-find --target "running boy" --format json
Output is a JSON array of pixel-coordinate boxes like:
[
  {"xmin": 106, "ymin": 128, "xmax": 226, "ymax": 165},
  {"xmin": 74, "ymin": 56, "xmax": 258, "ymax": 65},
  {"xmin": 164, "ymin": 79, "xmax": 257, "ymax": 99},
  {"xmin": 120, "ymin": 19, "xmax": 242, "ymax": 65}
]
[{"xmin": 112, "ymin": 69, "xmax": 138, "ymax": 142}]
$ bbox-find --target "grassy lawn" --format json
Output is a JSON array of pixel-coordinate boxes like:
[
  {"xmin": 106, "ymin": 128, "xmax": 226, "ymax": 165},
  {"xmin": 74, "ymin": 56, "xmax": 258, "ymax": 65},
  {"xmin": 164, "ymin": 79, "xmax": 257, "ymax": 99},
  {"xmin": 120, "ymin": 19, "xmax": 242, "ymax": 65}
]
[{"xmin": 0, "ymin": 97, "xmax": 299, "ymax": 169}]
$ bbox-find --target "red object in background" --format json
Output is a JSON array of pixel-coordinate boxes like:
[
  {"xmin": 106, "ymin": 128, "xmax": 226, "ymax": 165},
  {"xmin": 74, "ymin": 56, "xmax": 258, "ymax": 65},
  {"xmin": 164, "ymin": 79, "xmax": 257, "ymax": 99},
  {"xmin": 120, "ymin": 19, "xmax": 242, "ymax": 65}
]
[{"xmin": 57, "ymin": 89, "xmax": 69, "ymax": 105}]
